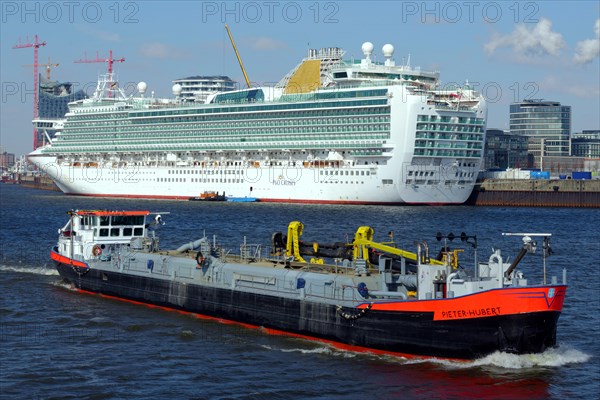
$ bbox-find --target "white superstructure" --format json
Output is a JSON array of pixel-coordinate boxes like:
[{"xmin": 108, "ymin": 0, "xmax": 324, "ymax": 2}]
[
  {"xmin": 172, "ymin": 75, "xmax": 237, "ymax": 103},
  {"xmin": 28, "ymin": 43, "xmax": 487, "ymax": 204}
]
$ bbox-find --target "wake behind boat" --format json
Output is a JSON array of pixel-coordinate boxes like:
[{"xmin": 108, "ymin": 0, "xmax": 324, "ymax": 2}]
[{"xmin": 50, "ymin": 210, "xmax": 566, "ymax": 359}]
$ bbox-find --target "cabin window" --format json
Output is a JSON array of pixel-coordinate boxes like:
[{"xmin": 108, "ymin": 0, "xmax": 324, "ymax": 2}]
[
  {"xmin": 134, "ymin": 228, "xmax": 144, "ymax": 236},
  {"xmin": 111, "ymin": 215, "xmax": 145, "ymax": 226},
  {"xmin": 100, "ymin": 217, "xmax": 110, "ymax": 226},
  {"xmin": 99, "ymin": 228, "xmax": 109, "ymax": 237},
  {"xmin": 123, "ymin": 228, "xmax": 133, "ymax": 236},
  {"xmin": 110, "ymin": 228, "xmax": 120, "ymax": 237}
]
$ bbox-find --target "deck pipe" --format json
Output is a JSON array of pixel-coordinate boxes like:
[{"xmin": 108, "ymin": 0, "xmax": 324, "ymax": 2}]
[
  {"xmin": 174, "ymin": 238, "xmax": 205, "ymax": 254},
  {"xmin": 504, "ymin": 246, "xmax": 528, "ymax": 279}
]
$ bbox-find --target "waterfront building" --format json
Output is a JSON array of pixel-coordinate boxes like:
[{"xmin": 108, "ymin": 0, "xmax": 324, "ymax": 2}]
[
  {"xmin": 483, "ymin": 129, "xmax": 530, "ymax": 169},
  {"xmin": 35, "ymin": 76, "xmax": 86, "ymax": 147},
  {"xmin": 1, "ymin": 151, "xmax": 16, "ymax": 170},
  {"xmin": 171, "ymin": 76, "xmax": 237, "ymax": 103},
  {"xmin": 509, "ymin": 100, "xmax": 571, "ymax": 167},
  {"xmin": 571, "ymin": 130, "xmax": 600, "ymax": 158}
]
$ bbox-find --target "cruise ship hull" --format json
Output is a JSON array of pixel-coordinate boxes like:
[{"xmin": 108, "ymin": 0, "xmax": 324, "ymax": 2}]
[
  {"xmin": 29, "ymin": 154, "xmax": 476, "ymax": 204},
  {"xmin": 53, "ymin": 256, "xmax": 563, "ymax": 360}
]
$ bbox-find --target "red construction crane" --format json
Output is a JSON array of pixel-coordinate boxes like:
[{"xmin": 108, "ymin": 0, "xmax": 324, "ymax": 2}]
[
  {"xmin": 13, "ymin": 35, "xmax": 46, "ymax": 150},
  {"xmin": 24, "ymin": 57, "xmax": 60, "ymax": 80},
  {"xmin": 74, "ymin": 50, "xmax": 125, "ymax": 98},
  {"xmin": 74, "ymin": 50, "xmax": 125, "ymax": 78}
]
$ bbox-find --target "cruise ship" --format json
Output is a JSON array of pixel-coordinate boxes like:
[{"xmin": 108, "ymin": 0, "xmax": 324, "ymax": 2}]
[{"xmin": 28, "ymin": 42, "xmax": 487, "ymax": 204}]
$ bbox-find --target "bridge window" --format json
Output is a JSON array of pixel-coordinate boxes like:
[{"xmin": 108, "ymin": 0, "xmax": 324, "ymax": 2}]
[{"xmin": 111, "ymin": 215, "xmax": 145, "ymax": 225}]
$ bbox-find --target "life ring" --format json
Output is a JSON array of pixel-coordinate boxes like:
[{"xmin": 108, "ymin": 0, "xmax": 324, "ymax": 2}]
[
  {"xmin": 92, "ymin": 245, "xmax": 102, "ymax": 257},
  {"xmin": 196, "ymin": 251, "xmax": 205, "ymax": 268}
]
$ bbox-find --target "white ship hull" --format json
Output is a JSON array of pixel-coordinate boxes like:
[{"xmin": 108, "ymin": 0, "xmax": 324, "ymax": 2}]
[
  {"xmin": 28, "ymin": 44, "xmax": 487, "ymax": 204},
  {"xmin": 28, "ymin": 154, "xmax": 475, "ymax": 204}
]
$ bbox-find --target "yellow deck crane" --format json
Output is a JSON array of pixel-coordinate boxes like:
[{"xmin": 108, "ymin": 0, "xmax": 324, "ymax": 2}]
[
  {"xmin": 225, "ymin": 24, "xmax": 251, "ymax": 88},
  {"xmin": 286, "ymin": 221, "xmax": 306, "ymax": 263},
  {"xmin": 283, "ymin": 221, "xmax": 457, "ymax": 268},
  {"xmin": 352, "ymin": 226, "xmax": 445, "ymax": 266}
]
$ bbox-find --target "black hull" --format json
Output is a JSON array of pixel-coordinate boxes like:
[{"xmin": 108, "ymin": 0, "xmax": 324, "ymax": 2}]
[{"xmin": 55, "ymin": 263, "xmax": 560, "ymax": 360}]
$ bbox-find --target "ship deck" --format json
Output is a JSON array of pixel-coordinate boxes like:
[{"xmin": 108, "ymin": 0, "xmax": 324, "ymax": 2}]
[{"xmin": 156, "ymin": 249, "xmax": 369, "ymax": 276}]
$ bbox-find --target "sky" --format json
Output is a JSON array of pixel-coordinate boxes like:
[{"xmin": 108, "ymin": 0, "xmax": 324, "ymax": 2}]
[{"xmin": 1, "ymin": 0, "xmax": 599, "ymax": 156}]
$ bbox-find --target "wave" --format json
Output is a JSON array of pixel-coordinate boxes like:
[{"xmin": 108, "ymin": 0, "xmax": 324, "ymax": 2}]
[
  {"xmin": 50, "ymin": 279, "xmax": 78, "ymax": 291},
  {"xmin": 0, "ymin": 264, "xmax": 58, "ymax": 276},
  {"xmin": 261, "ymin": 341, "xmax": 590, "ymax": 369},
  {"xmin": 260, "ymin": 344, "xmax": 357, "ymax": 358},
  {"xmin": 409, "ymin": 346, "xmax": 591, "ymax": 369}
]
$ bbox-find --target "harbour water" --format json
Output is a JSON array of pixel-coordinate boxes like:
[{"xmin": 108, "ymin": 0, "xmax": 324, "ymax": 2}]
[{"xmin": 1, "ymin": 184, "xmax": 598, "ymax": 399}]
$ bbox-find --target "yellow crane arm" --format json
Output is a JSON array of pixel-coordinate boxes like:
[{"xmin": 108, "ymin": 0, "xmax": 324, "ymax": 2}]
[
  {"xmin": 352, "ymin": 225, "xmax": 445, "ymax": 266},
  {"xmin": 286, "ymin": 221, "xmax": 306, "ymax": 263},
  {"xmin": 353, "ymin": 238, "xmax": 445, "ymax": 266},
  {"xmin": 225, "ymin": 24, "xmax": 251, "ymax": 88}
]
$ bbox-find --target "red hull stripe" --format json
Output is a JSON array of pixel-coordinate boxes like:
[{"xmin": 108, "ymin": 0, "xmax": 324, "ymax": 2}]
[
  {"xmin": 50, "ymin": 251, "xmax": 89, "ymax": 269},
  {"xmin": 74, "ymin": 288, "xmax": 464, "ymax": 362},
  {"xmin": 60, "ymin": 193, "xmax": 449, "ymax": 206},
  {"xmin": 74, "ymin": 210, "xmax": 150, "ymax": 217},
  {"xmin": 357, "ymin": 286, "xmax": 566, "ymax": 320}
]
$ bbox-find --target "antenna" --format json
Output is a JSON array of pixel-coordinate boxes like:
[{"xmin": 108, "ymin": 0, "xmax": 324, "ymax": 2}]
[
  {"xmin": 74, "ymin": 50, "xmax": 125, "ymax": 97},
  {"xmin": 13, "ymin": 35, "xmax": 46, "ymax": 149}
]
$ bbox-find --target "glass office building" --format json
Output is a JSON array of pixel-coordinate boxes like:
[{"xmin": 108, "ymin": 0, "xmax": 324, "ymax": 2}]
[
  {"xmin": 483, "ymin": 129, "xmax": 530, "ymax": 169},
  {"xmin": 509, "ymin": 100, "xmax": 571, "ymax": 166},
  {"xmin": 571, "ymin": 130, "xmax": 600, "ymax": 158}
]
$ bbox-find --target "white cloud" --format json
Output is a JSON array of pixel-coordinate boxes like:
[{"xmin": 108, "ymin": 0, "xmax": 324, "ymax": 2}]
[
  {"xmin": 75, "ymin": 24, "xmax": 121, "ymax": 42},
  {"xmin": 139, "ymin": 42, "xmax": 185, "ymax": 59},
  {"xmin": 540, "ymin": 75, "xmax": 600, "ymax": 99},
  {"xmin": 485, "ymin": 18, "xmax": 566, "ymax": 58},
  {"xmin": 248, "ymin": 37, "xmax": 287, "ymax": 51},
  {"xmin": 574, "ymin": 19, "xmax": 600, "ymax": 64}
]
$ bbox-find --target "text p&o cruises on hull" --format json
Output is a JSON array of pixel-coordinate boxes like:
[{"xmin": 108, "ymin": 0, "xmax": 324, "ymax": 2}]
[{"xmin": 28, "ymin": 42, "xmax": 487, "ymax": 204}]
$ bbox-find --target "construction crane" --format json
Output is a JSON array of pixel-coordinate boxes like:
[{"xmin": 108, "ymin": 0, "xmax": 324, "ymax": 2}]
[
  {"xmin": 12, "ymin": 35, "xmax": 46, "ymax": 150},
  {"xmin": 225, "ymin": 25, "xmax": 251, "ymax": 88},
  {"xmin": 74, "ymin": 50, "xmax": 125, "ymax": 97},
  {"xmin": 24, "ymin": 57, "xmax": 60, "ymax": 80}
]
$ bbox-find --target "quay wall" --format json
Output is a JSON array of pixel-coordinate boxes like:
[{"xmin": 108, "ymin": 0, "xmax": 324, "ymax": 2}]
[
  {"xmin": 467, "ymin": 179, "xmax": 600, "ymax": 208},
  {"xmin": 17, "ymin": 174, "xmax": 61, "ymax": 192}
]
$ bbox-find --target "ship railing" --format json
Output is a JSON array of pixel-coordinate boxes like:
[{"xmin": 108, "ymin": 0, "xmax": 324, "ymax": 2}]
[
  {"xmin": 322, "ymin": 80, "xmax": 411, "ymax": 90},
  {"xmin": 434, "ymin": 104, "xmax": 477, "ymax": 112},
  {"xmin": 200, "ymin": 241, "xmax": 212, "ymax": 257},
  {"xmin": 240, "ymin": 243, "xmax": 262, "ymax": 262}
]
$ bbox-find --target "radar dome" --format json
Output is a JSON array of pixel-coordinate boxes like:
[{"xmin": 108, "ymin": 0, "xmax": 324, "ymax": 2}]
[
  {"xmin": 172, "ymin": 84, "xmax": 182, "ymax": 96},
  {"xmin": 137, "ymin": 81, "xmax": 147, "ymax": 94},
  {"xmin": 382, "ymin": 44, "xmax": 394, "ymax": 57},
  {"xmin": 361, "ymin": 42, "xmax": 374, "ymax": 56}
]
